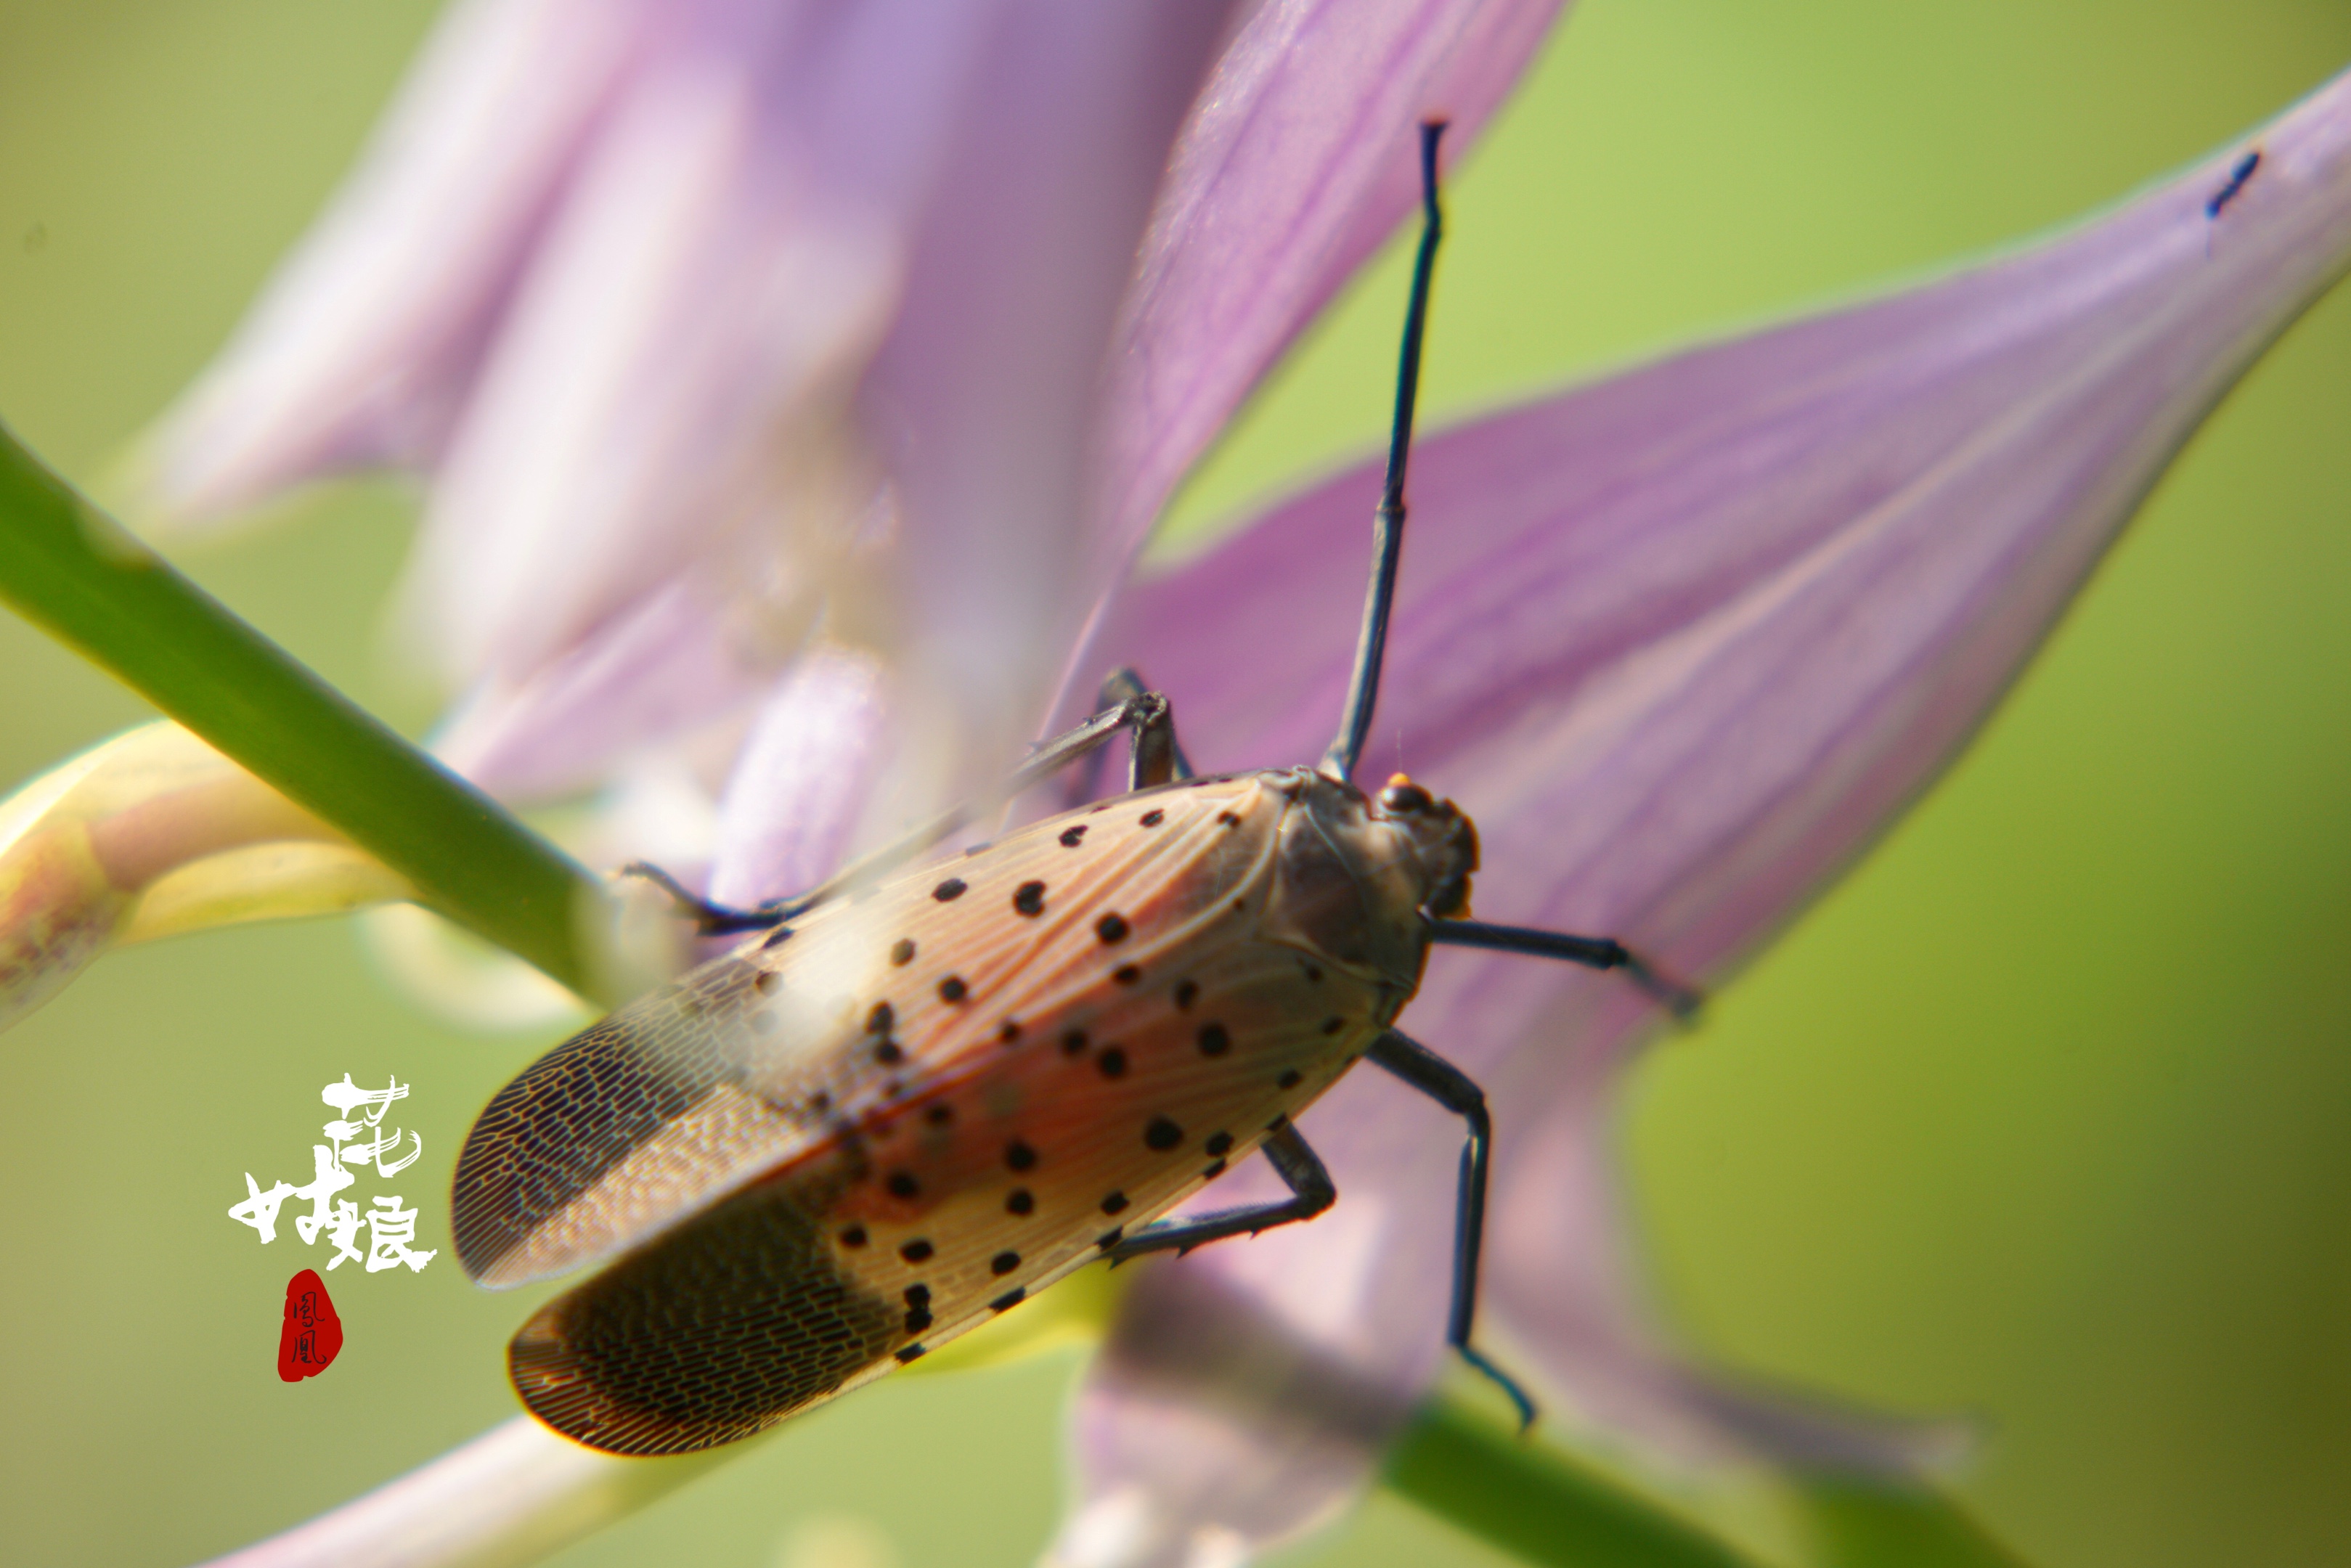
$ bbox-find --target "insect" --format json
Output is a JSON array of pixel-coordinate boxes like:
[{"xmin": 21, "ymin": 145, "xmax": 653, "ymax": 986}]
[
  {"xmin": 451, "ymin": 122, "xmax": 1693, "ymax": 1458},
  {"xmin": 2207, "ymin": 148, "xmax": 2260, "ymax": 218}
]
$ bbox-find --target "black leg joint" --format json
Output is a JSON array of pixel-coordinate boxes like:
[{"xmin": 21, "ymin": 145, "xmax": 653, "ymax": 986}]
[
  {"xmin": 1097, "ymin": 668, "xmax": 1192, "ymax": 789},
  {"xmin": 1105, "ymin": 1120, "xmax": 1333, "ymax": 1262}
]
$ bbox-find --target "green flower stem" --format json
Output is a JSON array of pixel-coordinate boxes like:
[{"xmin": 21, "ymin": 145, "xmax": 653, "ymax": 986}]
[
  {"xmin": 1386, "ymin": 1399, "xmax": 2033, "ymax": 1568},
  {"xmin": 0, "ymin": 421, "xmax": 617, "ymax": 1002},
  {"xmin": 1786, "ymin": 1479, "xmax": 2030, "ymax": 1568},
  {"xmin": 1385, "ymin": 1400, "xmax": 1753, "ymax": 1568}
]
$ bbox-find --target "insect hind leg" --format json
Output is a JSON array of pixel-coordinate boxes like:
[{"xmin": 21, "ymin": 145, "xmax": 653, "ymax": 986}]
[
  {"xmin": 1105, "ymin": 1121, "xmax": 1333, "ymax": 1261},
  {"xmin": 1365, "ymin": 1029, "xmax": 1536, "ymax": 1430}
]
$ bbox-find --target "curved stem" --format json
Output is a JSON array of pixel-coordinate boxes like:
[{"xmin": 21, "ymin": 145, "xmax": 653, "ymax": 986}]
[
  {"xmin": 1385, "ymin": 1397, "xmax": 2034, "ymax": 1568},
  {"xmin": 0, "ymin": 422, "xmax": 617, "ymax": 1002}
]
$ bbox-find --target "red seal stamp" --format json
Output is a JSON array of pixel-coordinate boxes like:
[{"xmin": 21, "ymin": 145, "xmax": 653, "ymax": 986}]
[{"xmin": 277, "ymin": 1269, "xmax": 343, "ymax": 1381}]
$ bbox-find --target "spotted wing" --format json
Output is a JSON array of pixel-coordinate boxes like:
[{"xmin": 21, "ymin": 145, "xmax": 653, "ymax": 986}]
[{"xmin": 451, "ymin": 949, "xmax": 857, "ymax": 1288}]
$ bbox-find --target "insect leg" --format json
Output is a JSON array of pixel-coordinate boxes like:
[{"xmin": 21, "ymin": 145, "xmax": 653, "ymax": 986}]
[
  {"xmin": 1364, "ymin": 1029, "xmax": 1536, "ymax": 1431},
  {"xmin": 1098, "ymin": 667, "xmax": 1193, "ymax": 788},
  {"xmin": 1324, "ymin": 121, "xmax": 1447, "ymax": 783},
  {"xmin": 1104, "ymin": 1120, "xmax": 1335, "ymax": 1260},
  {"xmin": 1429, "ymin": 918, "xmax": 1703, "ymax": 1018},
  {"xmin": 619, "ymin": 690, "xmax": 1185, "ymax": 933},
  {"xmin": 774, "ymin": 690, "xmax": 1181, "ymax": 918},
  {"xmin": 616, "ymin": 862, "xmax": 786, "ymax": 935}
]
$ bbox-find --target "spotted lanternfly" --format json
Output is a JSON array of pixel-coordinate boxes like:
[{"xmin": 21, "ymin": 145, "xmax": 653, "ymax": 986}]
[{"xmin": 451, "ymin": 123, "xmax": 1694, "ymax": 1458}]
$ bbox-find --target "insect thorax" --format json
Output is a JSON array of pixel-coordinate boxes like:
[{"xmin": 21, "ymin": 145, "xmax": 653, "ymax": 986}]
[{"xmin": 1258, "ymin": 767, "xmax": 1478, "ymax": 987}]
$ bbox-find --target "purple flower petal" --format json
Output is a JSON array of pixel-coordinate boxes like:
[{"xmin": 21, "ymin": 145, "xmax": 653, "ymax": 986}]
[
  {"xmin": 1077, "ymin": 0, "xmax": 1570, "ymax": 640},
  {"xmin": 146, "ymin": 0, "xmax": 1265, "ymax": 846},
  {"xmin": 857, "ymin": 4, "xmax": 1239, "ymax": 780},
  {"xmin": 391, "ymin": 0, "xmax": 976, "ymax": 688},
  {"xmin": 707, "ymin": 644, "xmax": 892, "ymax": 907},
  {"xmin": 146, "ymin": 0, "xmax": 657, "ymax": 517},
  {"xmin": 430, "ymin": 571, "xmax": 778, "ymax": 801},
  {"xmin": 1054, "ymin": 70, "xmax": 2351, "ymax": 1561}
]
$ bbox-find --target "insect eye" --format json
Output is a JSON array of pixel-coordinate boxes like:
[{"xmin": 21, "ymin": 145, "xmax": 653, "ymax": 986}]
[{"xmin": 1380, "ymin": 775, "xmax": 1433, "ymax": 813}]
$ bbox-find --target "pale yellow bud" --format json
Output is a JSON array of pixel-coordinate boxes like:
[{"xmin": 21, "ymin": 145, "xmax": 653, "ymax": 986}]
[{"xmin": 0, "ymin": 721, "xmax": 412, "ymax": 1030}]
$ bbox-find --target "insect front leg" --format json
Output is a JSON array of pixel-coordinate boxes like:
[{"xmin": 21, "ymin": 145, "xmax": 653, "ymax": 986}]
[
  {"xmin": 613, "ymin": 687, "xmax": 1191, "ymax": 937},
  {"xmin": 1428, "ymin": 918, "xmax": 1703, "ymax": 1018},
  {"xmin": 616, "ymin": 861, "xmax": 787, "ymax": 936},
  {"xmin": 1096, "ymin": 667, "xmax": 1192, "ymax": 790},
  {"xmin": 1104, "ymin": 1120, "xmax": 1335, "ymax": 1261},
  {"xmin": 731, "ymin": 689, "xmax": 1188, "ymax": 922},
  {"xmin": 1364, "ymin": 1029, "xmax": 1536, "ymax": 1431}
]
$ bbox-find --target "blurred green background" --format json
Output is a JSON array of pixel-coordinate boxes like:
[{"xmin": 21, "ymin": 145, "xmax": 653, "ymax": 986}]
[{"xmin": 3, "ymin": 2, "xmax": 2349, "ymax": 1566}]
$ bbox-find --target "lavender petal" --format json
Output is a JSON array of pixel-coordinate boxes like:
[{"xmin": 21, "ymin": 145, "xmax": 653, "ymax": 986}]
[
  {"xmin": 707, "ymin": 644, "xmax": 892, "ymax": 907},
  {"xmin": 1059, "ymin": 68, "xmax": 2351, "ymax": 1558},
  {"xmin": 1091, "ymin": 0, "xmax": 1571, "ymax": 587}
]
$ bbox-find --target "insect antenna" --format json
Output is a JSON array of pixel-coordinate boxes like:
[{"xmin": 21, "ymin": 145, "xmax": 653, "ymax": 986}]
[{"xmin": 1323, "ymin": 119, "xmax": 1447, "ymax": 781}]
